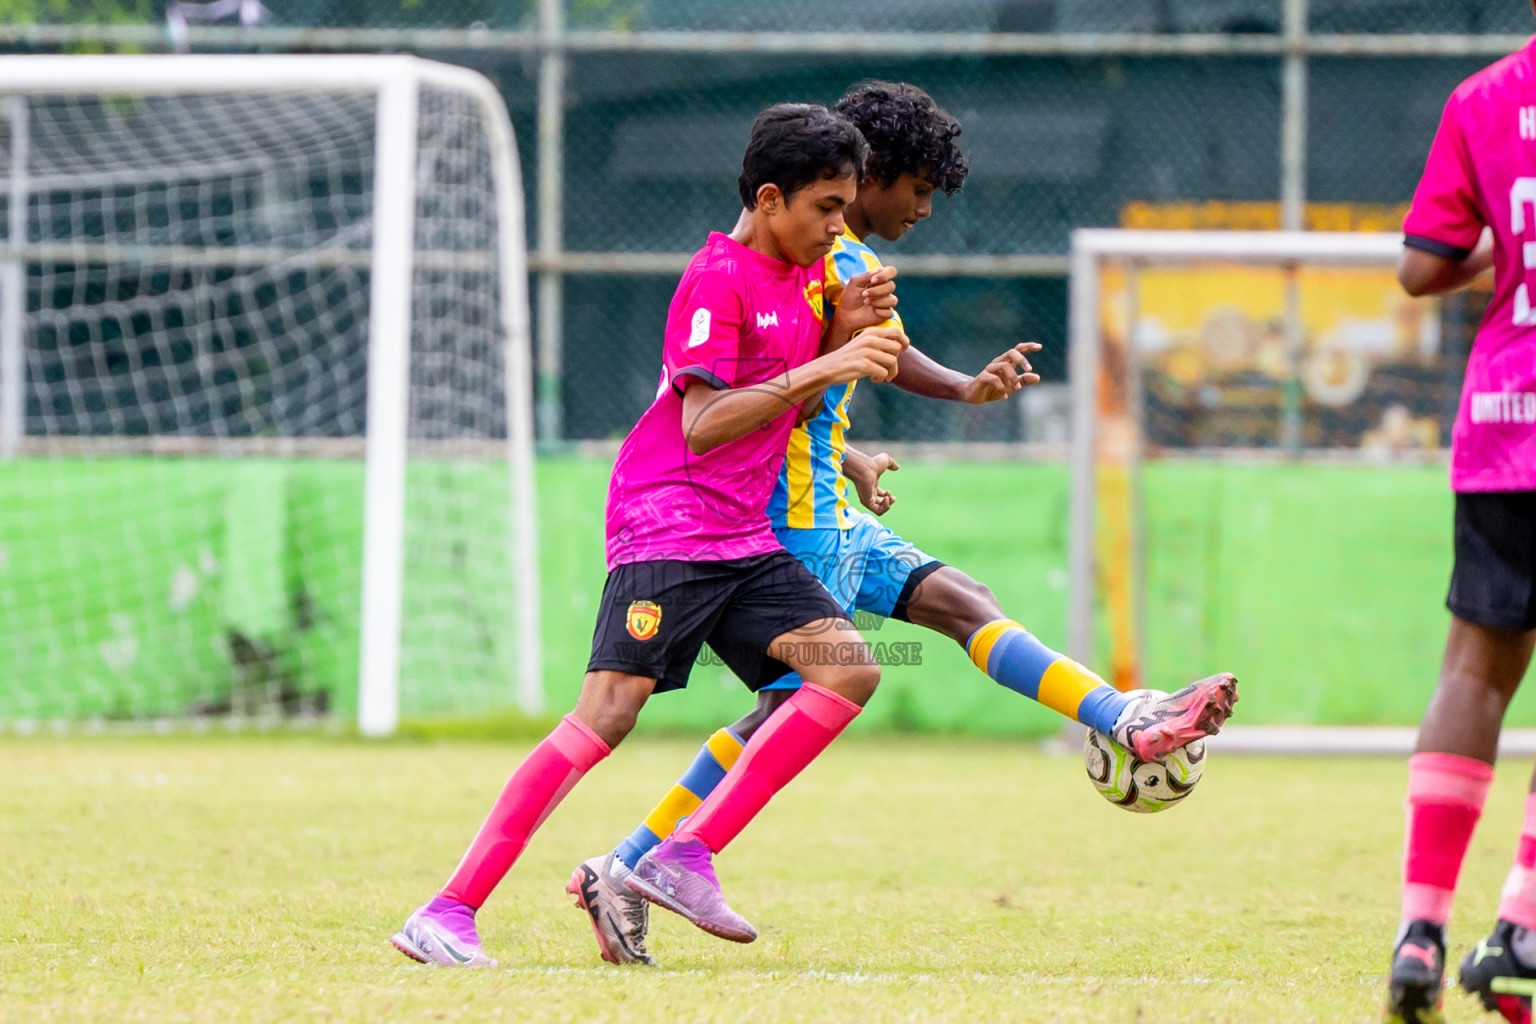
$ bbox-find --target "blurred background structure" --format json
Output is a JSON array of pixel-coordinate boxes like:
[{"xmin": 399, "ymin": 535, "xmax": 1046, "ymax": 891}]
[
  {"xmin": 0, "ymin": 0, "xmax": 1523, "ymax": 734},
  {"xmin": 0, "ymin": 0, "xmax": 1511, "ymax": 443}
]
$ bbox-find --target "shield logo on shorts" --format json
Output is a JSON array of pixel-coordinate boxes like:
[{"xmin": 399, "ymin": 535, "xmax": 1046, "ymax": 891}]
[{"xmin": 626, "ymin": 600, "xmax": 662, "ymax": 641}]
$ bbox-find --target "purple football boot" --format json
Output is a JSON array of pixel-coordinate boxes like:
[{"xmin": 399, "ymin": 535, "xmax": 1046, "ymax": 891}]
[
  {"xmin": 625, "ymin": 837, "xmax": 757, "ymax": 944},
  {"xmin": 391, "ymin": 895, "xmax": 497, "ymax": 967}
]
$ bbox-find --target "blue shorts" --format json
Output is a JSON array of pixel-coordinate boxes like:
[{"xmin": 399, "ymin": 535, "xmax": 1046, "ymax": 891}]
[{"xmin": 758, "ymin": 511, "xmax": 943, "ymax": 691}]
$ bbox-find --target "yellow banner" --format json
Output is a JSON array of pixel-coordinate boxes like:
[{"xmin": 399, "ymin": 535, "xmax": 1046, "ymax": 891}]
[
  {"xmin": 1091, "ymin": 230, "xmax": 1448, "ymax": 693},
  {"xmin": 1099, "ymin": 262, "xmax": 1444, "ymax": 451},
  {"xmin": 1120, "ymin": 200, "xmax": 1411, "ymax": 233}
]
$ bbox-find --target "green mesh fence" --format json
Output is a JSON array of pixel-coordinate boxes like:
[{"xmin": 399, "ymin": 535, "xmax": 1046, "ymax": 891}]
[
  {"xmin": 4, "ymin": 455, "xmax": 1514, "ymax": 734},
  {"xmin": 0, "ymin": 1, "xmax": 1527, "ymax": 727}
]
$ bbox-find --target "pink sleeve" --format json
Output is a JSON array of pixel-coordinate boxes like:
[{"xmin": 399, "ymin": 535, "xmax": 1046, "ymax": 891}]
[
  {"xmin": 1403, "ymin": 91, "xmax": 1485, "ymax": 261},
  {"xmin": 665, "ymin": 268, "xmax": 745, "ymax": 395}
]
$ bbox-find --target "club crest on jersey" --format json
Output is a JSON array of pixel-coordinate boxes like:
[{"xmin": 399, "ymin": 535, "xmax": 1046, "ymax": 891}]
[
  {"xmin": 626, "ymin": 600, "xmax": 662, "ymax": 640},
  {"xmin": 804, "ymin": 277, "xmax": 825, "ymax": 321}
]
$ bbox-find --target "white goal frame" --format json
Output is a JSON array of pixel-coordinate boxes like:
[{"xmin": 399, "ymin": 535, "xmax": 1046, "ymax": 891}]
[
  {"xmin": 1067, "ymin": 229, "xmax": 1406, "ymax": 741},
  {"xmin": 0, "ymin": 55, "xmax": 541, "ymax": 736}
]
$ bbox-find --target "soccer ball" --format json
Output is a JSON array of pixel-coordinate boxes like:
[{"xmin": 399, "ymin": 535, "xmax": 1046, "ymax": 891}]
[{"xmin": 1082, "ymin": 726, "xmax": 1206, "ymax": 814}]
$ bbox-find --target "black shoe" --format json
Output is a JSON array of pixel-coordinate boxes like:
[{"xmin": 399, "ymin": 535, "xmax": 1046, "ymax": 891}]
[
  {"xmin": 1459, "ymin": 920, "xmax": 1536, "ymax": 1024},
  {"xmin": 1384, "ymin": 920, "xmax": 1446, "ymax": 1024}
]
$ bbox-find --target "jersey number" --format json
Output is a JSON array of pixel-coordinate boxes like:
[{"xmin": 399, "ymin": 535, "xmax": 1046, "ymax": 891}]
[{"xmin": 1511, "ymin": 178, "xmax": 1536, "ymax": 325}]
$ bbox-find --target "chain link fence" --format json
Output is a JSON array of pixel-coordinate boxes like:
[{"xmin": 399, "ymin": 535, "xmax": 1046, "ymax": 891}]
[
  {"xmin": 561, "ymin": 54, "xmax": 1282, "ymax": 256},
  {"xmin": 20, "ymin": 0, "xmax": 1534, "ymax": 33},
  {"xmin": 0, "ymin": 0, "xmax": 1527, "ymax": 442},
  {"xmin": 17, "ymin": 0, "xmax": 1536, "ymax": 33}
]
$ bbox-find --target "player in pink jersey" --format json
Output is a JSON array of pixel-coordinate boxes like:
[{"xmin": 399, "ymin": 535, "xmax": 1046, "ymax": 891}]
[
  {"xmin": 391, "ymin": 103, "xmax": 911, "ymax": 967},
  {"xmin": 1384, "ymin": 21, "xmax": 1536, "ymax": 1024}
]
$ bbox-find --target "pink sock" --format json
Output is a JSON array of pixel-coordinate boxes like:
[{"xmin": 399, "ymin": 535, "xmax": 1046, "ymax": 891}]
[
  {"xmin": 1402, "ymin": 751, "xmax": 1493, "ymax": 925},
  {"xmin": 440, "ymin": 714, "xmax": 610, "ymax": 908},
  {"xmin": 1498, "ymin": 794, "xmax": 1536, "ymax": 930},
  {"xmin": 675, "ymin": 682, "xmax": 861, "ymax": 853}
]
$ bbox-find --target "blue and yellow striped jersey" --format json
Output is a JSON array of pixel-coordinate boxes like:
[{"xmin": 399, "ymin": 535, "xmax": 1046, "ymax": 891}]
[{"xmin": 767, "ymin": 228, "xmax": 904, "ymax": 531}]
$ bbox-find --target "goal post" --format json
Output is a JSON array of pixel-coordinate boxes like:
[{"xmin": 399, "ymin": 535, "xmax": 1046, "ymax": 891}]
[
  {"xmin": 0, "ymin": 55, "xmax": 540, "ymax": 735},
  {"xmin": 1068, "ymin": 229, "xmax": 1461, "ymax": 733}
]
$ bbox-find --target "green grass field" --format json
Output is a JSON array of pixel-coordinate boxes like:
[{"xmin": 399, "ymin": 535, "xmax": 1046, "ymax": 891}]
[{"xmin": 5, "ymin": 734, "xmax": 1533, "ymax": 1023}]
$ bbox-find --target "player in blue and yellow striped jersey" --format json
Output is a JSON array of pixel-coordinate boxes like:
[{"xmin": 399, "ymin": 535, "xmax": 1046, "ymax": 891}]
[
  {"xmin": 568, "ymin": 82, "xmax": 1238, "ymax": 966},
  {"xmin": 765, "ymin": 229, "xmax": 895, "ymax": 534}
]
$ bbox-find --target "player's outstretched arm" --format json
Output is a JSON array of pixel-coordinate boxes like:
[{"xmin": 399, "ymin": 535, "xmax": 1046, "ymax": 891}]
[
  {"xmin": 843, "ymin": 445, "xmax": 899, "ymax": 516},
  {"xmin": 890, "ymin": 342, "xmax": 1042, "ymax": 403},
  {"xmin": 1399, "ymin": 227, "xmax": 1493, "ymax": 297},
  {"xmin": 682, "ymin": 326, "xmax": 909, "ymax": 455}
]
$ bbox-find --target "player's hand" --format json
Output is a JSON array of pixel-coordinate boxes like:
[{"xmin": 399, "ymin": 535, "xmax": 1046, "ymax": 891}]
[
  {"xmin": 959, "ymin": 343, "xmax": 1042, "ymax": 404},
  {"xmin": 847, "ymin": 451, "xmax": 899, "ymax": 516},
  {"xmin": 834, "ymin": 265, "xmax": 898, "ymax": 334},
  {"xmin": 826, "ymin": 324, "xmax": 908, "ymax": 384}
]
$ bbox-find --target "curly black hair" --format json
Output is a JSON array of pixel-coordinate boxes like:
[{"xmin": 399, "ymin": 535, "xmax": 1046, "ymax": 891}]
[
  {"xmin": 738, "ymin": 103, "xmax": 869, "ymax": 210},
  {"xmin": 834, "ymin": 81, "xmax": 967, "ymax": 194}
]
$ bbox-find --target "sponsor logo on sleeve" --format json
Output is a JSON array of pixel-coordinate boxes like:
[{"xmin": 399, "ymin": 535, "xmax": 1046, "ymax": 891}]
[{"xmin": 688, "ymin": 308, "xmax": 711, "ymax": 348}]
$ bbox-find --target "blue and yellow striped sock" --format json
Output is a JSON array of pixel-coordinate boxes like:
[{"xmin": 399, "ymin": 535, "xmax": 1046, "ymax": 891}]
[
  {"xmin": 613, "ymin": 727, "xmax": 745, "ymax": 870},
  {"xmin": 965, "ymin": 618, "xmax": 1133, "ymax": 735}
]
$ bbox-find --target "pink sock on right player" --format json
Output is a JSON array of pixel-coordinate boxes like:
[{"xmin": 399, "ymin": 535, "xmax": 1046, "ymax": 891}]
[
  {"xmin": 1497, "ymin": 794, "xmax": 1536, "ymax": 930},
  {"xmin": 440, "ymin": 714, "xmax": 610, "ymax": 909},
  {"xmin": 1402, "ymin": 751, "xmax": 1494, "ymax": 925},
  {"xmin": 675, "ymin": 682, "xmax": 861, "ymax": 853}
]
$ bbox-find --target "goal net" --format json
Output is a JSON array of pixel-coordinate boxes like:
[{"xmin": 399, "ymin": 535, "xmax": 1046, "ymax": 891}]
[
  {"xmin": 1068, "ymin": 230, "xmax": 1472, "ymax": 729},
  {"xmin": 0, "ymin": 56, "xmax": 539, "ymax": 735}
]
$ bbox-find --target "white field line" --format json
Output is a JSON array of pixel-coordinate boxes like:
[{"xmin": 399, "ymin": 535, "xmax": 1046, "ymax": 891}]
[
  {"xmin": 482, "ymin": 965, "xmax": 1369, "ymax": 990},
  {"xmin": 1194, "ymin": 725, "xmax": 1536, "ymax": 758},
  {"xmin": 9, "ymin": 717, "xmax": 1536, "ymax": 757},
  {"xmin": 1047, "ymin": 724, "xmax": 1536, "ymax": 758}
]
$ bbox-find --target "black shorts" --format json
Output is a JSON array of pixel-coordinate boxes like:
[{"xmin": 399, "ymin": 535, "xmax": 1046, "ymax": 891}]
[
  {"xmin": 1447, "ymin": 491, "xmax": 1536, "ymax": 630},
  {"xmin": 587, "ymin": 550, "xmax": 848, "ymax": 693}
]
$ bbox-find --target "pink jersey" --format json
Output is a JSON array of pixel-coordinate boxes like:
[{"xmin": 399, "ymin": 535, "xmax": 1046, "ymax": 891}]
[
  {"xmin": 604, "ymin": 232, "xmax": 827, "ymax": 569},
  {"xmin": 1405, "ymin": 37, "xmax": 1536, "ymax": 492}
]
